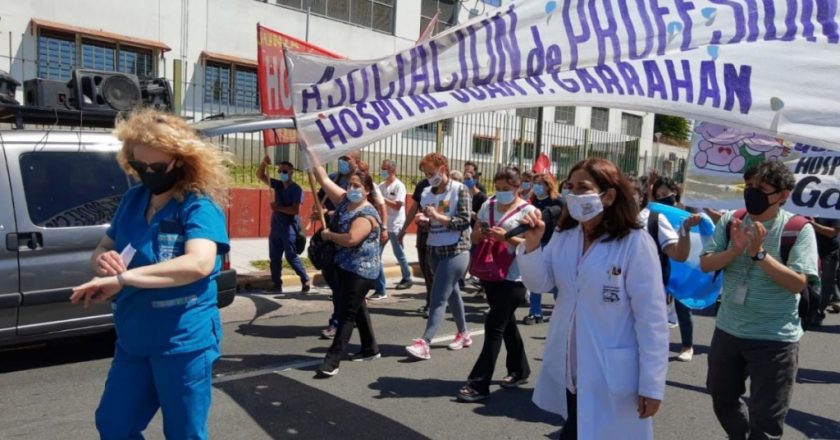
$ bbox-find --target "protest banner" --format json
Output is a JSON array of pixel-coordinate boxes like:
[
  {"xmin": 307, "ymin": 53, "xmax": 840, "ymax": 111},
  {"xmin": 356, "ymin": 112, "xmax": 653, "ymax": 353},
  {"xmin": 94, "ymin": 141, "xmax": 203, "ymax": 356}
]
[
  {"xmin": 283, "ymin": 0, "xmax": 840, "ymax": 167},
  {"xmin": 682, "ymin": 121, "xmax": 840, "ymax": 219},
  {"xmin": 257, "ymin": 24, "xmax": 343, "ymax": 145}
]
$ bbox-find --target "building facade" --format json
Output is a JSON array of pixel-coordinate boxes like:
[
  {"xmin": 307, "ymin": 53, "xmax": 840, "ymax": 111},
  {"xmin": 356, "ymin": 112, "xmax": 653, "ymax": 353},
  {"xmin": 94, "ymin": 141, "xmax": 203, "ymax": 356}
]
[{"xmin": 0, "ymin": 0, "xmax": 663, "ymax": 178}]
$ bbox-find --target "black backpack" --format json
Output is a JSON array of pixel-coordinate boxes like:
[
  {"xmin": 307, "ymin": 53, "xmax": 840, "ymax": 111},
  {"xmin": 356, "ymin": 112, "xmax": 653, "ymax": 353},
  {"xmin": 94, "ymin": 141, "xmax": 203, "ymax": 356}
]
[
  {"xmin": 723, "ymin": 209, "xmax": 823, "ymax": 331},
  {"xmin": 647, "ymin": 211, "xmax": 671, "ymax": 286}
]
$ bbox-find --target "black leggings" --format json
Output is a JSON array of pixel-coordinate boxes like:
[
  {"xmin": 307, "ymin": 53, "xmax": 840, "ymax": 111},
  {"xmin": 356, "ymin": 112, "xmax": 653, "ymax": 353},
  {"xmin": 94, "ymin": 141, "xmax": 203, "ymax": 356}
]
[{"xmin": 323, "ymin": 268, "xmax": 377, "ymax": 369}]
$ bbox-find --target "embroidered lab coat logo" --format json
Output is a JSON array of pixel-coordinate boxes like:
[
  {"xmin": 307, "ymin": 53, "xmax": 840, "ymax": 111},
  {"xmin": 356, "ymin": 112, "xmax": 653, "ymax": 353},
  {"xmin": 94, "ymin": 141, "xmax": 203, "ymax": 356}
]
[{"xmin": 602, "ymin": 286, "xmax": 620, "ymax": 302}]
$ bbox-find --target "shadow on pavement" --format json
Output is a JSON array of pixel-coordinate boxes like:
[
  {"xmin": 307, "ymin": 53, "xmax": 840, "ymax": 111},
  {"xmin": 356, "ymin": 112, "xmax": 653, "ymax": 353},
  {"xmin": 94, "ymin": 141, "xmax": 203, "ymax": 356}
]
[
  {"xmin": 215, "ymin": 372, "xmax": 429, "ymax": 439},
  {"xmin": 235, "ymin": 323, "xmax": 325, "ymax": 340},
  {"xmin": 0, "ymin": 331, "xmax": 115, "ymax": 373},
  {"xmin": 214, "ymin": 353, "xmax": 322, "ymax": 378},
  {"xmin": 472, "ymin": 386, "xmax": 565, "ymax": 426},
  {"xmin": 369, "ymin": 376, "xmax": 464, "ymax": 399},
  {"xmin": 665, "ymin": 379, "xmax": 840, "ymax": 439},
  {"xmin": 786, "ymin": 408, "xmax": 840, "ymax": 439},
  {"xmin": 796, "ymin": 367, "xmax": 840, "ymax": 385}
]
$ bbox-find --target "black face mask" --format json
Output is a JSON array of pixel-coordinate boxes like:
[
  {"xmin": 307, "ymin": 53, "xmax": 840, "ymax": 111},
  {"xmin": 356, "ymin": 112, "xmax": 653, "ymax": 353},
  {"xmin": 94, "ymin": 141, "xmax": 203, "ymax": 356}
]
[
  {"xmin": 744, "ymin": 187, "xmax": 779, "ymax": 215},
  {"xmin": 656, "ymin": 195, "xmax": 676, "ymax": 206},
  {"xmin": 139, "ymin": 166, "xmax": 181, "ymax": 195}
]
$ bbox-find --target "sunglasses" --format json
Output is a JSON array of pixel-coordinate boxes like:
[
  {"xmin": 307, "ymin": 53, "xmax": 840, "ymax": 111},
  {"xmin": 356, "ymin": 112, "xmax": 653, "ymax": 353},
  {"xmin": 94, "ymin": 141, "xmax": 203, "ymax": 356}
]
[{"xmin": 127, "ymin": 159, "xmax": 173, "ymax": 174}]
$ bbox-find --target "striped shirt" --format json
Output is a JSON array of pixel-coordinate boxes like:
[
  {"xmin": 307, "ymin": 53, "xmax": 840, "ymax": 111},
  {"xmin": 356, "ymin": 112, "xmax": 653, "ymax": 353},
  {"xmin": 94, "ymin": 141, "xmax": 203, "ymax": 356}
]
[{"xmin": 703, "ymin": 209, "xmax": 820, "ymax": 342}]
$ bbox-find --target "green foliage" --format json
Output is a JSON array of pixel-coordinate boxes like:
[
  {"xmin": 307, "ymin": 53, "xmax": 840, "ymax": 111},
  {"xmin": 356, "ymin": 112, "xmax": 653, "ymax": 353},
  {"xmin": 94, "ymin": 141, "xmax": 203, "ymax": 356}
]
[
  {"xmin": 654, "ymin": 114, "xmax": 692, "ymax": 143},
  {"xmin": 251, "ymin": 258, "xmax": 315, "ymax": 273}
]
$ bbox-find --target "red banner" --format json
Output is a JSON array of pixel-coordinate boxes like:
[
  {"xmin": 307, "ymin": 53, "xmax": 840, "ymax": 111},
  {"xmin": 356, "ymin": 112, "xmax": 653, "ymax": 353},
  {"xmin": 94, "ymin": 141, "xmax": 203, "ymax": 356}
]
[{"xmin": 257, "ymin": 24, "xmax": 343, "ymax": 146}]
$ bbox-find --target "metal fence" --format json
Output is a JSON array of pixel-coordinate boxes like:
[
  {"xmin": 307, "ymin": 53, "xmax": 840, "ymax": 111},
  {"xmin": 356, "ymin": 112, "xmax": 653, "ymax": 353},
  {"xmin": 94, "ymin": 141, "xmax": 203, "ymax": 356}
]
[{"xmin": 3, "ymin": 50, "xmax": 651, "ymax": 190}]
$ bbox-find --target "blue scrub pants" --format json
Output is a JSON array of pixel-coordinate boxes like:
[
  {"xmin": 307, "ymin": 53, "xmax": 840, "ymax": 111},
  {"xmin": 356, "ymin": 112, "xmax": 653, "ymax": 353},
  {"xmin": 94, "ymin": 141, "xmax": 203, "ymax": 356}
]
[
  {"xmin": 95, "ymin": 344, "xmax": 220, "ymax": 440},
  {"xmin": 527, "ymin": 288, "xmax": 558, "ymax": 317},
  {"xmin": 269, "ymin": 223, "xmax": 309, "ymax": 287}
]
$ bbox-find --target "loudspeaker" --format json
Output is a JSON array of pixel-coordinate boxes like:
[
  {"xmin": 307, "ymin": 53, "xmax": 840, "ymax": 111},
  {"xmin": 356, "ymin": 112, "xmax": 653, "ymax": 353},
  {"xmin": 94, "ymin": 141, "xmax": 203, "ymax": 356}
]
[
  {"xmin": 0, "ymin": 71, "xmax": 21, "ymax": 105},
  {"xmin": 23, "ymin": 78, "xmax": 73, "ymax": 109},
  {"xmin": 140, "ymin": 78, "xmax": 173, "ymax": 112},
  {"xmin": 70, "ymin": 69, "xmax": 141, "ymax": 112}
]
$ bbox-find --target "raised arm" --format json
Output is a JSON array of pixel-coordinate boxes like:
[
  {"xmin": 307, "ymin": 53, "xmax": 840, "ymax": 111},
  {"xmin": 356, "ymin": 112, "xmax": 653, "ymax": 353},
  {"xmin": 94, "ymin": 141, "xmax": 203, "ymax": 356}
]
[{"xmin": 312, "ymin": 165, "xmax": 346, "ymax": 206}]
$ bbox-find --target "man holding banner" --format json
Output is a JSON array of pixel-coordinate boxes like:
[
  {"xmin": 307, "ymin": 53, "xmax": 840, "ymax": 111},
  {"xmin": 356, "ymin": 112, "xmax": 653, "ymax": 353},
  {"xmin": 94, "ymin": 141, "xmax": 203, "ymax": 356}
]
[{"xmin": 700, "ymin": 161, "xmax": 819, "ymax": 440}]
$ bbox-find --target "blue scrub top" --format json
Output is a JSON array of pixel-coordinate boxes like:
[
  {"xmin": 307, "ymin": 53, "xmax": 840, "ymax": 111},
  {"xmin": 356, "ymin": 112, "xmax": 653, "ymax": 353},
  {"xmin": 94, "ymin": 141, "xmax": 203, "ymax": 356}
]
[
  {"xmin": 269, "ymin": 178, "xmax": 303, "ymax": 229},
  {"xmin": 106, "ymin": 185, "xmax": 230, "ymax": 356}
]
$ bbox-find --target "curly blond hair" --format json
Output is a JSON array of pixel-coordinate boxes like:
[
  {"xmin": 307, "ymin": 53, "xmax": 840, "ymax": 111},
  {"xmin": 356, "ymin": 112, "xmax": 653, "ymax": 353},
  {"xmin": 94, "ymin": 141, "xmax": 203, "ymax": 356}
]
[{"xmin": 114, "ymin": 108, "xmax": 231, "ymax": 207}]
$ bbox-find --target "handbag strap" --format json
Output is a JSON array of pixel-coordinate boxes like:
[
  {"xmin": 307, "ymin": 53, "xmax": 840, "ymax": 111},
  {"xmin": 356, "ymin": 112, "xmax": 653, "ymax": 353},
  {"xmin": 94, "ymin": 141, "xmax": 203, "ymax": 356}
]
[{"xmin": 489, "ymin": 198, "xmax": 529, "ymax": 227}]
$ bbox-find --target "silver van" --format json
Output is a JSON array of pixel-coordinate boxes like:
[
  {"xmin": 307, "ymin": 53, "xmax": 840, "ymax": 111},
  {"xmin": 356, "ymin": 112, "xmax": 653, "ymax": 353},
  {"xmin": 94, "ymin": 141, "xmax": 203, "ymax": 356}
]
[{"xmin": 0, "ymin": 130, "xmax": 236, "ymax": 347}]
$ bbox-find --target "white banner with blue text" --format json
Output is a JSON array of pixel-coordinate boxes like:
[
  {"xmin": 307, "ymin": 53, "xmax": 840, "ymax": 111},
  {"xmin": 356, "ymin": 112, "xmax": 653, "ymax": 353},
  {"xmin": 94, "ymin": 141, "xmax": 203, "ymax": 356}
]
[{"xmin": 285, "ymin": 0, "xmax": 840, "ymax": 167}]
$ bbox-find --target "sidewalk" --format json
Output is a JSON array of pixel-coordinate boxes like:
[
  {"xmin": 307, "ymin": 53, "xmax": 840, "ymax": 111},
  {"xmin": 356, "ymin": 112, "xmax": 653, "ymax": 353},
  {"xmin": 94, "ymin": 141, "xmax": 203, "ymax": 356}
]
[{"xmin": 230, "ymin": 234, "xmax": 419, "ymax": 290}]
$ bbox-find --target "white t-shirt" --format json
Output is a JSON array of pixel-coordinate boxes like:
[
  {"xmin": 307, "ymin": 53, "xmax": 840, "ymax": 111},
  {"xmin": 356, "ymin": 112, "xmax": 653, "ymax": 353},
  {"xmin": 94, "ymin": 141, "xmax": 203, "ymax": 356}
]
[
  {"xmin": 379, "ymin": 178, "xmax": 407, "ymax": 233},
  {"xmin": 476, "ymin": 198, "xmax": 537, "ymax": 281},
  {"xmin": 639, "ymin": 208, "xmax": 679, "ymax": 251}
]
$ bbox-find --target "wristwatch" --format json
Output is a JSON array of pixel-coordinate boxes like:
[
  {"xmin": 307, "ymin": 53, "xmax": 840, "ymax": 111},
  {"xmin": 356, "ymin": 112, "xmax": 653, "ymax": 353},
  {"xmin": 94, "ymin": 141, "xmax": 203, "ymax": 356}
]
[{"xmin": 752, "ymin": 250, "xmax": 767, "ymax": 261}]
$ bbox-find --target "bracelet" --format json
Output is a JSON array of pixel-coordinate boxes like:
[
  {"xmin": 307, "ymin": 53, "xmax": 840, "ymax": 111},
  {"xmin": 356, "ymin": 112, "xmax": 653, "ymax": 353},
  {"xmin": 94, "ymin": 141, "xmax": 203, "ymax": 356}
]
[{"xmin": 116, "ymin": 272, "xmax": 126, "ymax": 286}]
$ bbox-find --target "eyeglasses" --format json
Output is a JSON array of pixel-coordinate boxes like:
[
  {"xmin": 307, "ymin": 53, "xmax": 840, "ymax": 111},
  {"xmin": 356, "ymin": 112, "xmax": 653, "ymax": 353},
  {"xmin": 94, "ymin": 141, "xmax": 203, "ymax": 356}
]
[{"xmin": 127, "ymin": 159, "xmax": 173, "ymax": 174}]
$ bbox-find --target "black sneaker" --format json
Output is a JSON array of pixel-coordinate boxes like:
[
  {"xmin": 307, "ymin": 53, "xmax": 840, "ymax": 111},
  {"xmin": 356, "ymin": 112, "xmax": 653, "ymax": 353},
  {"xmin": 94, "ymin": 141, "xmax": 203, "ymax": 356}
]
[
  {"xmin": 350, "ymin": 352, "xmax": 381, "ymax": 362},
  {"xmin": 523, "ymin": 315, "xmax": 544, "ymax": 325},
  {"xmin": 266, "ymin": 284, "xmax": 283, "ymax": 294},
  {"xmin": 369, "ymin": 291, "xmax": 388, "ymax": 301},
  {"xmin": 395, "ymin": 279, "xmax": 413, "ymax": 290},
  {"xmin": 316, "ymin": 362, "xmax": 339, "ymax": 377},
  {"xmin": 301, "ymin": 281, "xmax": 311, "ymax": 293}
]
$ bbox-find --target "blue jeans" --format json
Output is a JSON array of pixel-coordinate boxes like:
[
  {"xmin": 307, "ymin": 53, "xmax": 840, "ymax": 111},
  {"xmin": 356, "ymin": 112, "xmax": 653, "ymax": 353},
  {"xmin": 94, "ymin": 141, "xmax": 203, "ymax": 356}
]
[
  {"xmin": 422, "ymin": 251, "xmax": 469, "ymax": 341},
  {"xmin": 528, "ymin": 287, "xmax": 558, "ymax": 317},
  {"xmin": 269, "ymin": 223, "xmax": 309, "ymax": 286},
  {"xmin": 376, "ymin": 231, "xmax": 412, "ymax": 292}
]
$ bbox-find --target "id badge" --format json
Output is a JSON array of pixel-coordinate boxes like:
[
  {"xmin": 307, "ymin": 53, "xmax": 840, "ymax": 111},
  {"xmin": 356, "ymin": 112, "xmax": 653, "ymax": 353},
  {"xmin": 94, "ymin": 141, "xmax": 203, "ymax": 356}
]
[{"xmin": 731, "ymin": 283, "xmax": 748, "ymax": 305}]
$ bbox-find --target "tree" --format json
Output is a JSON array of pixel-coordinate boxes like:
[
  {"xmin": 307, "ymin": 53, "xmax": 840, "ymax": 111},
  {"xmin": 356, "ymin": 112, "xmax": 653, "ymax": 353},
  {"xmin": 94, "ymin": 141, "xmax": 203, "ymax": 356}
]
[{"xmin": 654, "ymin": 114, "xmax": 691, "ymax": 144}]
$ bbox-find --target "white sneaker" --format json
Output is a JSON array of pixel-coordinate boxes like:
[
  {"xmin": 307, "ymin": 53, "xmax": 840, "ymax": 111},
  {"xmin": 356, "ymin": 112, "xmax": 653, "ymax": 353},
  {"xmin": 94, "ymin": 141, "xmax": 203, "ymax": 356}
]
[
  {"xmin": 405, "ymin": 338, "xmax": 431, "ymax": 360},
  {"xmin": 677, "ymin": 348, "xmax": 694, "ymax": 362},
  {"xmin": 447, "ymin": 332, "xmax": 473, "ymax": 350}
]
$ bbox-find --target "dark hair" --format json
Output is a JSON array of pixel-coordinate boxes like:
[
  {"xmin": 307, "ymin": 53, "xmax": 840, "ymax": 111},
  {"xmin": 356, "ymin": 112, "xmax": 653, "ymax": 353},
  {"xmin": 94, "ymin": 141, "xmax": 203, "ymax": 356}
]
[
  {"xmin": 278, "ymin": 161, "xmax": 294, "ymax": 171},
  {"xmin": 652, "ymin": 177, "xmax": 679, "ymax": 196},
  {"xmin": 558, "ymin": 158, "xmax": 641, "ymax": 241},
  {"xmin": 744, "ymin": 161, "xmax": 795, "ymax": 192},
  {"xmin": 350, "ymin": 170, "xmax": 378, "ymax": 205},
  {"xmin": 493, "ymin": 166, "xmax": 521, "ymax": 187},
  {"xmin": 464, "ymin": 161, "xmax": 481, "ymax": 177}
]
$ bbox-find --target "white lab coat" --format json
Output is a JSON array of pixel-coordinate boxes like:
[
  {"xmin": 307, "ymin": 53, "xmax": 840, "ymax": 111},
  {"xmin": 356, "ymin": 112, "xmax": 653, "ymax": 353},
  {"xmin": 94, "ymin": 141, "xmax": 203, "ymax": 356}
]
[{"xmin": 517, "ymin": 226, "xmax": 669, "ymax": 439}]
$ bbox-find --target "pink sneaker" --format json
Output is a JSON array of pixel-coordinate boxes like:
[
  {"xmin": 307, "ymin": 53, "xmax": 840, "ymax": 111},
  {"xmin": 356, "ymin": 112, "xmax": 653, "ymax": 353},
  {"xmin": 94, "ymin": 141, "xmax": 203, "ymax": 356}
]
[
  {"xmin": 447, "ymin": 331, "xmax": 472, "ymax": 350},
  {"xmin": 405, "ymin": 338, "xmax": 431, "ymax": 360}
]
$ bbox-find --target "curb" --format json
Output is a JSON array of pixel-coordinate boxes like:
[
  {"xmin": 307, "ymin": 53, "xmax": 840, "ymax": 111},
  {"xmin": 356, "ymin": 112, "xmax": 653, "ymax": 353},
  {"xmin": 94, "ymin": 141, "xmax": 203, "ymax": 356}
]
[{"xmin": 236, "ymin": 262, "xmax": 424, "ymax": 291}]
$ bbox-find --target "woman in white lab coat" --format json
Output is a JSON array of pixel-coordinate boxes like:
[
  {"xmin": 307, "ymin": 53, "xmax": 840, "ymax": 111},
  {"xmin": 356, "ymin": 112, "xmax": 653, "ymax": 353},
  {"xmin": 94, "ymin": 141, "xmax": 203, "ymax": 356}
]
[{"xmin": 516, "ymin": 158, "xmax": 669, "ymax": 439}]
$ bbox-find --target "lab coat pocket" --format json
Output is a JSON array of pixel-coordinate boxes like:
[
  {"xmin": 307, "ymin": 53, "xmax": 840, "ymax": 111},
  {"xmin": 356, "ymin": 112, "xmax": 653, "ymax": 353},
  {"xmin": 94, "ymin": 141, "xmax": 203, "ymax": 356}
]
[{"xmin": 604, "ymin": 347, "xmax": 640, "ymax": 397}]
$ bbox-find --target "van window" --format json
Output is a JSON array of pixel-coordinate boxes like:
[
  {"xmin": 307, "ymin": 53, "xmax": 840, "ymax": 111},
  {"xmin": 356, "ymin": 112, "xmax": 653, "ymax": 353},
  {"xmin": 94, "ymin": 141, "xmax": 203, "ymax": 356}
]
[{"xmin": 19, "ymin": 152, "xmax": 129, "ymax": 227}]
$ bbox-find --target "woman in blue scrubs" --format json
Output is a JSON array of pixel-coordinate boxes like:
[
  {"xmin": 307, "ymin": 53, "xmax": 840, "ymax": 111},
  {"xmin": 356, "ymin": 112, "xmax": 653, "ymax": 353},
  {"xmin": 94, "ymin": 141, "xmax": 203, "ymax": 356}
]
[{"xmin": 71, "ymin": 109, "xmax": 230, "ymax": 440}]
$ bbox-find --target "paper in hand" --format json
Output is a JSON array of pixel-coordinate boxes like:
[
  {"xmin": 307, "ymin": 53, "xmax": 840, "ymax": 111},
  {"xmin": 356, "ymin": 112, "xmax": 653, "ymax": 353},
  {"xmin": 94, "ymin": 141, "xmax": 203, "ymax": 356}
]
[{"xmin": 120, "ymin": 244, "xmax": 136, "ymax": 267}]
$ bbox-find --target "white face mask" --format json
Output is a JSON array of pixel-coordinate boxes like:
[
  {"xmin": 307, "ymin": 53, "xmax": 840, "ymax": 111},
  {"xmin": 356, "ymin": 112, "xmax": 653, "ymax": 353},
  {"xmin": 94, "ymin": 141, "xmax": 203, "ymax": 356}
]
[
  {"xmin": 428, "ymin": 171, "xmax": 443, "ymax": 187},
  {"xmin": 566, "ymin": 192, "xmax": 605, "ymax": 222}
]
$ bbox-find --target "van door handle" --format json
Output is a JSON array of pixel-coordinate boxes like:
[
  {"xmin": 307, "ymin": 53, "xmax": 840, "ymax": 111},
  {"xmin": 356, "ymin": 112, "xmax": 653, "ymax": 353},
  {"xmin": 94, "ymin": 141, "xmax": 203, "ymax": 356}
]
[{"xmin": 5, "ymin": 232, "xmax": 44, "ymax": 251}]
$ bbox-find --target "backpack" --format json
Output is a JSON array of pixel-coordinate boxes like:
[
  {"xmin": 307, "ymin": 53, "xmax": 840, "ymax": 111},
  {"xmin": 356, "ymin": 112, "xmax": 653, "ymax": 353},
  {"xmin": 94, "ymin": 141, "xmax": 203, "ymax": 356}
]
[
  {"xmin": 723, "ymin": 208, "xmax": 823, "ymax": 330},
  {"xmin": 469, "ymin": 198, "xmax": 528, "ymax": 282},
  {"xmin": 646, "ymin": 211, "xmax": 671, "ymax": 286}
]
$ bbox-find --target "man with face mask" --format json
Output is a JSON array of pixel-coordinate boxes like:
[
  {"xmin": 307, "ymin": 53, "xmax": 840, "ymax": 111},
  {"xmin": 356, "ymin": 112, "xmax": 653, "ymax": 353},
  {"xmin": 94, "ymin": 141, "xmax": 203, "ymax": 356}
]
[
  {"xmin": 700, "ymin": 161, "xmax": 819, "ymax": 440},
  {"xmin": 258, "ymin": 156, "xmax": 310, "ymax": 294}
]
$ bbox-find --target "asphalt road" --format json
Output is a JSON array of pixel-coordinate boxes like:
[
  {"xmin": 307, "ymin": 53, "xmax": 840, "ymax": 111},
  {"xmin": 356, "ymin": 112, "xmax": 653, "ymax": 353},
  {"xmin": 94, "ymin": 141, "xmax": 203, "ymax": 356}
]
[{"xmin": 2, "ymin": 283, "xmax": 839, "ymax": 440}]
